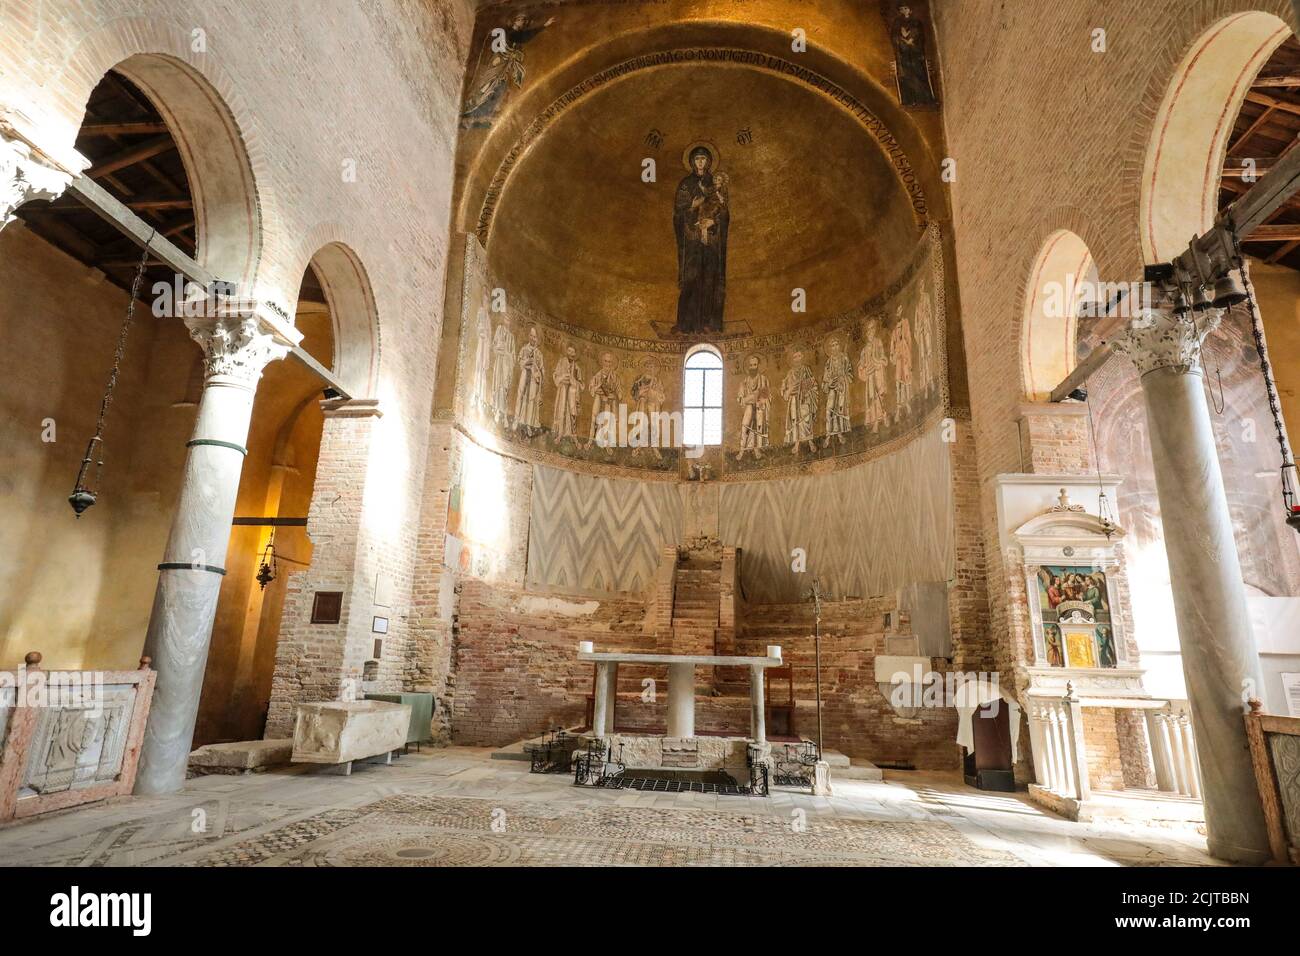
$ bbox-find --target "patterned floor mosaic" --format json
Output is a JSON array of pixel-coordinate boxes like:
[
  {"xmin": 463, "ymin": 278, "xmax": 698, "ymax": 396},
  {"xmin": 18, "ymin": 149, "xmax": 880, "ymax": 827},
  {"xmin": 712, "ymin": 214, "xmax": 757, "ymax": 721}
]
[
  {"xmin": 185, "ymin": 793, "xmax": 1021, "ymax": 867},
  {"xmin": 0, "ymin": 747, "xmax": 1225, "ymax": 867}
]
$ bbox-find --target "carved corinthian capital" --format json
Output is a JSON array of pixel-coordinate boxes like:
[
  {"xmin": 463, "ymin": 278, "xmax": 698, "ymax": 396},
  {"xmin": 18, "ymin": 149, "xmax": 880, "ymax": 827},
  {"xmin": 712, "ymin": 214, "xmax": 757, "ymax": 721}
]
[
  {"xmin": 0, "ymin": 129, "xmax": 78, "ymax": 230},
  {"xmin": 185, "ymin": 315, "xmax": 292, "ymax": 388},
  {"xmin": 1111, "ymin": 307, "xmax": 1223, "ymax": 376}
]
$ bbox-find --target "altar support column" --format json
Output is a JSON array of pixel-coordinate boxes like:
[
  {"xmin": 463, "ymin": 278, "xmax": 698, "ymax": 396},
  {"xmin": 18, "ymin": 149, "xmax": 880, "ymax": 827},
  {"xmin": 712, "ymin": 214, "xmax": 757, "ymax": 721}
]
[
  {"xmin": 1113, "ymin": 306, "xmax": 1271, "ymax": 862},
  {"xmin": 667, "ymin": 662, "xmax": 695, "ymax": 737},
  {"xmin": 750, "ymin": 665, "xmax": 766, "ymax": 744},
  {"xmin": 135, "ymin": 312, "xmax": 292, "ymax": 795}
]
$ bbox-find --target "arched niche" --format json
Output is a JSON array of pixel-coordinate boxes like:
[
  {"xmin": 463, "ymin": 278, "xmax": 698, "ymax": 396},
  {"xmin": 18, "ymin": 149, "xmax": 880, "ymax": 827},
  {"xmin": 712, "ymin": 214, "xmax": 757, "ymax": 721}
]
[
  {"xmin": 1021, "ymin": 230, "xmax": 1098, "ymax": 401},
  {"xmin": 303, "ymin": 242, "xmax": 380, "ymax": 399},
  {"xmin": 1140, "ymin": 11, "xmax": 1291, "ymax": 264},
  {"xmin": 105, "ymin": 53, "xmax": 262, "ymax": 287}
]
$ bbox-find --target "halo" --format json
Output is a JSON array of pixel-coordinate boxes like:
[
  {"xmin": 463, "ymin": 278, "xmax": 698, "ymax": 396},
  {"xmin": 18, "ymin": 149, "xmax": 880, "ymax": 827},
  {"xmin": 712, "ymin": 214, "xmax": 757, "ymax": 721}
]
[{"xmin": 682, "ymin": 140, "xmax": 720, "ymax": 172}]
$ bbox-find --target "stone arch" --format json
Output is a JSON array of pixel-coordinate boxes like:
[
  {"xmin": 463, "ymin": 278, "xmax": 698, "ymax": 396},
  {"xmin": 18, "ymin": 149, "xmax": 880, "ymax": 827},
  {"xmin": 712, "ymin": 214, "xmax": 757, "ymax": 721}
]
[
  {"xmin": 1139, "ymin": 11, "xmax": 1292, "ymax": 264},
  {"xmin": 1020, "ymin": 229, "xmax": 1099, "ymax": 401},
  {"xmin": 456, "ymin": 19, "xmax": 944, "ymax": 241},
  {"xmin": 301, "ymin": 239, "xmax": 382, "ymax": 399},
  {"xmin": 43, "ymin": 17, "xmax": 270, "ymax": 287}
]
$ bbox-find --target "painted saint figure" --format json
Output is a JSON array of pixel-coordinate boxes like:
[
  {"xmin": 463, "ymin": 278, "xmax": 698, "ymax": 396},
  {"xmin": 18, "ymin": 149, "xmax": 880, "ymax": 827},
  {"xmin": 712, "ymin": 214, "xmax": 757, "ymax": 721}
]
[
  {"xmin": 673, "ymin": 146, "xmax": 729, "ymax": 334},
  {"xmin": 630, "ymin": 357, "xmax": 667, "ymax": 458},
  {"xmin": 822, "ymin": 338, "xmax": 854, "ymax": 447},
  {"xmin": 736, "ymin": 354, "xmax": 771, "ymax": 460},
  {"xmin": 490, "ymin": 321, "xmax": 516, "ymax": 425},
  {"xmin": 781, "ymin": 349, "xmax": 818, "ymax": 456},
  {"xmin": 460, "ymin": 14, "xmax": 556, "ymax": 127},
  {"xmin": 471, "ymin": 296, "xmax": 492, "ymax": 414},
  {"xmin": 513, "ymin": 326, "xmax": 545, "ymax": 436},
  {"xmin": 890, "ymin": 306, "xmax": 913, "ymax": 423},
  {"xmin": 857, "ymin": 324, "xmax": 888, "ymax": 433},
  {"xmin": 587, "ymin": 352, "xmax": 621, "ymax": 453},
  {"xmin": 889, "ymin": 5, "xmax": 939, "ymax": 109},
  {"xmin": 551, "ymin": 343, "xmax": 583, "ymax": 444},
  {"xmin": 1096, "ymin": 625, "xmax": 1117, "ymax": 668},
  {"xmin": 914, "ymin": 281, "xmax": 935, "ymax": 394},
  {"xmin": 1044, "ymin": 625, "xmax": 1065, "ymax": 667}
]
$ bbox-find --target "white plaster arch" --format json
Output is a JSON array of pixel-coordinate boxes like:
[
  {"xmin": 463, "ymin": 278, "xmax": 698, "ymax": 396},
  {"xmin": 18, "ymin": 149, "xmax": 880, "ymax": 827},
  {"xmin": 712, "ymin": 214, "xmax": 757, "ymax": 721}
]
[
  {"xmin": 1140, "ymin": 11, "xmax": 1292, "ymax": 264},
  {"xmin": 304, "ymin": 241, "xmax": 381, "ymax": 399},
  {"xmin": 1020, "ymin": 229, "xmax": 1098, "ymax": 401}
]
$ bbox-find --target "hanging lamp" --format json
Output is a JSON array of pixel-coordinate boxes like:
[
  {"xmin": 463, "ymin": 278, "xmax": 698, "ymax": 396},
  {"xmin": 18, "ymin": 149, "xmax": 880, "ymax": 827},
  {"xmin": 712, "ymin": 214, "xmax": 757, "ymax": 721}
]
[{"xmin": 68, "ymin": 232, "xmax": 155, "ymax": 517}]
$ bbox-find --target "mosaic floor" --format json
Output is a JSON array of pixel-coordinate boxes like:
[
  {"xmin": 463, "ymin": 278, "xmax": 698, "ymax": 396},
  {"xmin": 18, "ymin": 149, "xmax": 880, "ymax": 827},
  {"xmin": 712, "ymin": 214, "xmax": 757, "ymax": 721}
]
[{"xmin": 0, "ymin": 747, "xmax": 1225, "ymax": 867}]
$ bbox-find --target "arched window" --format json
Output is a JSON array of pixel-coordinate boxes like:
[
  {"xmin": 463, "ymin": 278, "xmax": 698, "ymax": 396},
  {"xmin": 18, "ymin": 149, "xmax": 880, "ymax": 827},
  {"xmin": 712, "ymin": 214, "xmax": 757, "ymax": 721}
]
[{"xmin": 683, "ymin": 345, "xmax": 723, "ymax": 446}]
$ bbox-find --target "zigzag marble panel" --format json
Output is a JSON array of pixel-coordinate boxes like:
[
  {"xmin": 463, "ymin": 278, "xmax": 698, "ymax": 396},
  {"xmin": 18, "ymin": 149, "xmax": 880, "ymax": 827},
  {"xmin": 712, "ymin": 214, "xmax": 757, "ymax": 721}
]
[
  {"xmin": 720, "ymin": 422, "xmax": 954, "ymax": 603},
  {"xmin": 526, "ymin": 464, "xmax": 683, "ymax": 593}
]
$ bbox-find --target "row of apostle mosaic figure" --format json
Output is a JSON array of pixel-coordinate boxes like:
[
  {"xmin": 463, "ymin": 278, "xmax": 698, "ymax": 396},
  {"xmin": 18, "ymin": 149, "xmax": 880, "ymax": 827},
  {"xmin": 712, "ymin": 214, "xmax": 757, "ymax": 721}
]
[{"xmin": 468, "ymin": 283, "xmax": 937, "ymax": 459}]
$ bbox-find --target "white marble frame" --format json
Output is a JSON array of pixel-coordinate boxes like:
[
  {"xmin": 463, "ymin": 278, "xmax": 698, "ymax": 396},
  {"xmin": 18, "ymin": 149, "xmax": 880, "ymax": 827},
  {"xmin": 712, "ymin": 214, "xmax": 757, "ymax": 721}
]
[{"xmin": 1015, "ymin": 509, "xmax": 1128, "ymax": 671}]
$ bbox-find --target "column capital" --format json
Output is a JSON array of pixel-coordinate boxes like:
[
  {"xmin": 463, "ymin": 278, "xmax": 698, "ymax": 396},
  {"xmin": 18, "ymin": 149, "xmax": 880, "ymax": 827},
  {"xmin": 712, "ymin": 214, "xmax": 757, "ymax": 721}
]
[
  {"xmin": 185, "ymin": 314, "xmax": 292, "ymax": 388},
  {"xmin": 0, "ymin": 108, "xmax": 89, "ymax": 229},
  {"xmin": 1111, "ymin": 307, "xmax": 1223, "ymax": 377}
]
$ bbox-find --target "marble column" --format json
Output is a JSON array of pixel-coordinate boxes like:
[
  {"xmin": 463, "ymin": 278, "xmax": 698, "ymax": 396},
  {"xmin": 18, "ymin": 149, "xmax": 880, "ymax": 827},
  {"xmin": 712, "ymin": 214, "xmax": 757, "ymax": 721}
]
[
  {"xmin": 591, "ymin": 663, "xmax": 611, "ymax": 736},
  {"xmin": 135, "ymin": 312, "xmax": 290, "ymax": 794},
  {"xmin": 750, "ymin": 665, "xmax": 766, "ymax": 744},
  {"xmin": 1, "ymin": 111, "xmax": 87, "ymax": 230},
  {"xmin": 667, "ymin": 662, "xmax": 695, "ymax": 737},
  {"xmin": 1112, "ymin": 306, "xmax": 1271, "ymax": 862}
]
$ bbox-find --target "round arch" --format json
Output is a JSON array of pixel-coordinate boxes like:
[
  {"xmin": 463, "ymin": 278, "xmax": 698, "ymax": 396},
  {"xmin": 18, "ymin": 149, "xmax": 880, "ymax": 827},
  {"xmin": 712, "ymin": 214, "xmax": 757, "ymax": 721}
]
[
  {"xmin": 1140, "ymin": 11, "xmax": 1292, "ymax": 264},
  {"xmin": 303, "ymin": 241, "xmax": 381, "ymax": 399},
  {"xmin": 456, "ymin": 19, "xmax": 944, "ymax": 241},
  {"xmin": 1020, "ymin": 229, "xmax": 1098, "ymax": 401}
]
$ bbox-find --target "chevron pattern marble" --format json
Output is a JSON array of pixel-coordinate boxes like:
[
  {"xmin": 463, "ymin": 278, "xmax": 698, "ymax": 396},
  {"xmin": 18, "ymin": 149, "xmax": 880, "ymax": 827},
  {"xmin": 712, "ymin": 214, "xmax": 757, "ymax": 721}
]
[
  {"xmin": 526, "ymin": 464, "xmax": 683, "ymax": 592},
  {"xmin": 720, "ymin": 421, "xmax": 954, "ymax": 602}
]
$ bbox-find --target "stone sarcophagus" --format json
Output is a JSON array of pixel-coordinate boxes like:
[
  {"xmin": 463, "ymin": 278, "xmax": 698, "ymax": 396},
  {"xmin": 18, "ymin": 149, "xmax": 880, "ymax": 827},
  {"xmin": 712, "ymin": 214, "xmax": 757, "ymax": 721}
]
[
  {"xmin": 0, "ymin": 652, "xmax": 155, "ymax": 822},
  {"xmin": 291, "ymin": 700, "xmax": 411, "ymax": 766}
]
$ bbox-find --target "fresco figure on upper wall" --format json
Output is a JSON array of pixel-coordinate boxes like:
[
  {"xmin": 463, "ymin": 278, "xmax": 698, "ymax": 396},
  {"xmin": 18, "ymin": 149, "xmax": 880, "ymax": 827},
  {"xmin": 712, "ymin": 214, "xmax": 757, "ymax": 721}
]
[
  {"xmin": 673, "ymin": 144, "xmax": 729, "ymax": 334},
  {"xmin": 587, "ymin": 352, "xmax": 622, "ymax": 454},
  {"xmin": 630, "ymin": 357, "xmax": 667, "ymax": 459},
  {"xmin": 822, "ymin": 338, "xmax": 854, "ymax": 448},
  {"xmin": 460, "ymin": 13, "xmax": 556, "ymax": 128},
  {"xmin": 915, "ymin": 281, "xmax": 936, "ymax": 394},
  {"xmin": 490, "ymin": 321, "xmax": 516, "ymax": 425},
  {"xmin": 736, "ymin": 355, "xmax": 771, "ymax": 460},
  {"xmin": 552, "ymin": 343, "xmax": 584, "ymax": 445},
  {"xmin": 887, "ymin": 4, "xmax": 939, "ymax": 109},
  {"xmin": 858, "ymin": 323, "xmax": 888, "ymax": 433},
  {"xmin": 471, "ymin": 294, "xmax": 492, "ymax": 414},
  {"xmin": 514, "ymin": 326, "xmax": 545, "ymax": 436},
  {"xmin": 782, "ymin": 349, "xmax": 818, "ymax": 456},
  {"xmin": 891, "ymin": 306, "xmax": 914, "ymax": 423}
]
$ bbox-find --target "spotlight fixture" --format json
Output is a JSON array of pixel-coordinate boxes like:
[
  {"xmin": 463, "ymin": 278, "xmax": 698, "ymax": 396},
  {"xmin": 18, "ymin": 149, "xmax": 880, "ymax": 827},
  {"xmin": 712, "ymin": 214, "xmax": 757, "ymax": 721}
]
[
  {"xmin": 322, "ymin": 386, "xmax": 342, "ymax": 400},
  {"xmin": 1066, "ymin": 386, "xmax": 1088, "ymax": 403}
]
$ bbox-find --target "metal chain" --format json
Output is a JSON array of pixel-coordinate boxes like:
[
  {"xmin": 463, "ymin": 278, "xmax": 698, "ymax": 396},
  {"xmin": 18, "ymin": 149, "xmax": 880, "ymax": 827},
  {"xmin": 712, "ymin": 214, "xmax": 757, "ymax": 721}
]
[
  {"xmin": 1238, "ymin": 238, "xmax": 1295, "ymax": 470},
  {"xmin": 90, "ymin": 230, "xmax": 156, "ymax": 443}
]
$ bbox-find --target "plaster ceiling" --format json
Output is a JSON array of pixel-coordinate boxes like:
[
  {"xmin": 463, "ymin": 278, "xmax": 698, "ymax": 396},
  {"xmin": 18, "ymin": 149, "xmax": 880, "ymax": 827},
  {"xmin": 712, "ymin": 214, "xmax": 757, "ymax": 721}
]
[{"xmin": 484, "ymin": 62, "xmax": 924, "ymax": 338}]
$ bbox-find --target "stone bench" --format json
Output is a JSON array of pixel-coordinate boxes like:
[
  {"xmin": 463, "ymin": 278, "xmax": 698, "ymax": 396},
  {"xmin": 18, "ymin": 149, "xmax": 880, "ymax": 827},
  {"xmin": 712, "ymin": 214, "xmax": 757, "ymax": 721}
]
[{"xmin": 291, "ymin": 700, "xmax": 411, "ymax": 775}]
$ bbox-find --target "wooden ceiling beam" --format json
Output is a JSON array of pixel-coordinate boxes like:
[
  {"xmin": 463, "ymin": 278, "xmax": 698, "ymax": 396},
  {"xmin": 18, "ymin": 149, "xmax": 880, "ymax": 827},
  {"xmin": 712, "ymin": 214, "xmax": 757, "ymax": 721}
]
[
  {"xmin": 1242, "ymin": 224, "xmax": 1300, "ymax": 241},
  {"xmin": 1245, "ymin": 89, "xmax": 1300, "ymax": 117},
  {"xmin": 79, "ymin": 121, "xmax": 168, "ymax": 137},
  {"xmin": 85, "ymin": 135, "xmax": 176, "ymax": 179}
]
